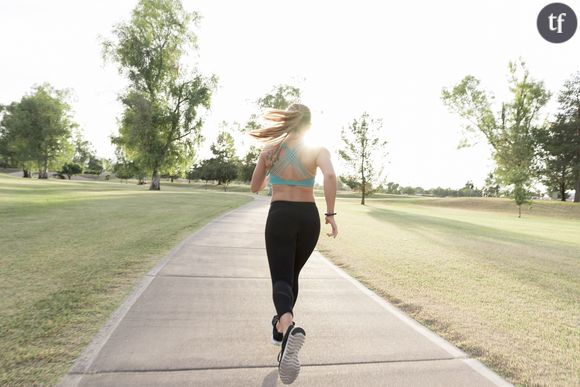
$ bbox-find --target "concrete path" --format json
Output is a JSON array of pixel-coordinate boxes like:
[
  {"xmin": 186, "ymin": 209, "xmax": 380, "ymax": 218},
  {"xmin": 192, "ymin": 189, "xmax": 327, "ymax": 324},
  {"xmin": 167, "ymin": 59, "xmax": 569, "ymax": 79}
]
[{"xmin": 58, "ymin": 197, "xmax": 513, "ymax": 387}]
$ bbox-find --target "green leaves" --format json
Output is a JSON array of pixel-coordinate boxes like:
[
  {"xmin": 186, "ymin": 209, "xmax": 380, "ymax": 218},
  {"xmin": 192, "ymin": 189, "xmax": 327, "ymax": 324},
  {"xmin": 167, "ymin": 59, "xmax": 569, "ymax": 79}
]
[
  {"xmin": 103, "ymin": 0, "xmax": 216, "ymax": 190},
  {"xmin": 0, "ymin": 84, "xmax": 76, "ymax": 178},
  {"xmin": 104, "ymin": 0, "xmax": 199, "ymax": 96},
  {"xmin": 534, "ymin": 72, "xmax": 580, "ymax": 201},
  {"xmin": 441, "ymin": 59, "xmax": 551, "ymax": 214},
  {"xmin": 256, "ymin": 85, "xmax": 301, "ymax": 110},
  {"xmin": 441, "ymin": 75, "xmax": 496, "ymax": 148}
]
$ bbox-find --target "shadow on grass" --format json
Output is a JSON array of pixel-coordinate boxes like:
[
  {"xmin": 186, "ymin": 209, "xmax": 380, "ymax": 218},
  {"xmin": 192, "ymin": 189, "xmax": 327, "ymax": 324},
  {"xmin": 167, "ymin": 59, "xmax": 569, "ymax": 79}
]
[
  {"xmin": 0, "ymin": 190, "xmax": 252, "ymax": 219},
  {"xmin": 365, "ymin": 202, "xmax": 580, "ymax": 290},
  {"xmin": 365, "ymin": 202, "xmax": 579, "ymax": 259}
]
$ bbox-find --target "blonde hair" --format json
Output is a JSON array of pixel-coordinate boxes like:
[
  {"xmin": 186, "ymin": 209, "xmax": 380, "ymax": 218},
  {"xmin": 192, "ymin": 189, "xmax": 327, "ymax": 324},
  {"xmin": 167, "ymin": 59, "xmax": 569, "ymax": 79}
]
[{"xmin": 248, "ymin": 103, "xmax": 311, "ymax": 147}]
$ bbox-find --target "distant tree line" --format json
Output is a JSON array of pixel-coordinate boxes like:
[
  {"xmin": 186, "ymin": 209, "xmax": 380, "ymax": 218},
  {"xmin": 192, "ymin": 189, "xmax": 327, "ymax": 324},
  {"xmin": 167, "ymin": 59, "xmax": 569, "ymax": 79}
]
[
  {"xmin": 366, "ymin": 177, "xmax": 543, "ymax": 199},
  {"xmin": 1, "ymin": 0, "xmax": 578, "ymax": 212},
  {"xmin": 374, "ymin": 181, "xmax": 484, "ymax": 197}
]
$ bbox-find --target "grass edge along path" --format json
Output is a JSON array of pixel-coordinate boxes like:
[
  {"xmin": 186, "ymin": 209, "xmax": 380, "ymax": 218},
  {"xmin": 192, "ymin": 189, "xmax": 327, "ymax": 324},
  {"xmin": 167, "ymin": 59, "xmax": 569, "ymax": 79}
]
[{"xmin": 0, "ymin": 174, "xmax": 253, "ymax": 386}]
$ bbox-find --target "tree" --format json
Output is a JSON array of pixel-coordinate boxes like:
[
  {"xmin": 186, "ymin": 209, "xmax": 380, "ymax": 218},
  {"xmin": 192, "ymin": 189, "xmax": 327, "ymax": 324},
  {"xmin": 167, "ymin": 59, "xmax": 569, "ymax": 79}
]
[
  {"xmin": 60, "ymin": 162, "xmax": 82, "ymax": 179},
  {"xmin": 559, "ymin": 72, "xmax": 580, "ymax": 202},
  {"xmin": 72, "ymin": 130, "xmax": 94, "ymax": 172},
  {"xmin": 238, "ymin": 145, "xmax": 260, "ymax": 182},
  {"xmin": 113, "ymin": 161, "xmax": 136, "ymax": 182},
  {"xmin": 400, "ymin": 186, "xmax": 417, "ymax": 196},
  {"xmin": 482, "ymin": 172, "xmax": 501, "ymax": 197},
  {"xmin": 0, "ymin": 104, "xmax": 18, "ymax": 169},
  {"xmin": 198, "ymin": 158, "xmax": 218, "ymax": 186},
  {"xmin": 112, "ymin": 146, "xmax": 141, "ymax": 183},
  {"xmin": 186, "ymin": 164, "xmax": 200, "ymax": 182},
  {"xmin": 86, "ymin": 155, "xmax": 104, "ymax": 175},
  {"xmin": 385, "ymin": 181, "xmax": 401, "ymax": 194},
  {"xmin": 534, "ymin": 72, "xmax": 580, "ymax": 202},
  {"xmin": 256, "ymin": 84, "xmax": 301, "ymax": 110},
  {"xmin": 103, "ymin": 0, "xmax": 216, "ymax": 190},
  {"xmin": 243, "ymin": 84, "xmax": 302, "ymax": 143},
  {"xmin": 458, "ymin": 180, "xmax": 482, "ymax": 197},
  {"xmin": 102, "ymin": 158, "xmax": 114, "ymax": 173},
  {"xmin": 0, "ymin": 84, "xmax": 75, "ymax": 179},
  {"xmin": 441, "ymin": 59, "xmax": 550, "ymax": 217},
  {"xmin": 211, "ymin": 131, "xmax": 236, "ymax": 161},
  {"xmin": 338, "ymin": 112, "xmax": 388, "ymax": 205},
  {"xmin": 533, "ymin": 120, "xmax": 575, "ymax": 200},
  {"xmin": 210, "ymin": 131, "xmax": 239, "ymax": 190}
]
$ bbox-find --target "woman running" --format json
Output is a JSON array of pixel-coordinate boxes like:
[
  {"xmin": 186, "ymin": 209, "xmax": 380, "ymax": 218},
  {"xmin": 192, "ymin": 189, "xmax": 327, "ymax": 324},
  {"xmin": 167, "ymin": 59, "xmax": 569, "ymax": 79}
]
[{"xmin": 249, "ymin": 103, "xmax": 338, "ymax": 384}]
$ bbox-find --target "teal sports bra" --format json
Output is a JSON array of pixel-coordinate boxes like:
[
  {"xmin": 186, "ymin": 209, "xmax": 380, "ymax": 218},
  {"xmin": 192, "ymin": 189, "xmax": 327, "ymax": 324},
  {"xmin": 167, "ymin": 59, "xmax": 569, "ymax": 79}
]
[{"xmin": 267, "ymin": 141, "xmax": 316, "ymax": 188}]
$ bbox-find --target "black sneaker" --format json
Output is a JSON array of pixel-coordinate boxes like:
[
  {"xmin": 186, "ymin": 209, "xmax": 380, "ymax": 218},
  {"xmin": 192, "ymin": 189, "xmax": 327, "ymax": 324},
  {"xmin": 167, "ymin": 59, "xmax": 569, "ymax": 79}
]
[
  {"xmin": 271, "ymin": 315, "xmax": 283, "ymax": 345},
  {"xmin": 277, "ymin": 321, "xmax": 306, "ymax": 384}
]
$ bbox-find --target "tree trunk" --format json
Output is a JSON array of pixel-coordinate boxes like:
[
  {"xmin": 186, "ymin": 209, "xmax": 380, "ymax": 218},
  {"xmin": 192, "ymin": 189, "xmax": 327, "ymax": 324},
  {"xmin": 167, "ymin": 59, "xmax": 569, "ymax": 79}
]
[
  {"xmin": 38, "ymin": 158, "xmax": 49, "ymax": 179},
  {"xmin": 22, "ymin": 168, "xmax": 30, "ymax": 178},
  {"xmin": 560, "ymin": 182, "xmax": 567, "ymax": 201},
  {"xmin": 149, "ymin": 170, "xmax": 161, "ymax": 190},
  {"xmin": 518, "ymin": 204, "xmax": 521, "ymax": 218},
  {"xmin": 38, "ymin": 161, "xmax": 48, "ymax": 179},
  {"xmin": 575, "ymin": 175, "xmax": 580, "ymax": 202},
  {"xmin": 361, "ymin": 178, "xmax": 366, "ymax": 205}
]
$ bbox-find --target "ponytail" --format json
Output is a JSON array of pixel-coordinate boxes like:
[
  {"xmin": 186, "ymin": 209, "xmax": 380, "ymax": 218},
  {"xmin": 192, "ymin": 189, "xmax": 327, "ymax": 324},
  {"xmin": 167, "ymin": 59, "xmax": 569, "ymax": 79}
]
[{"xmin": 248, "ymin": 104, "xmax": 311, "ymax": 148}]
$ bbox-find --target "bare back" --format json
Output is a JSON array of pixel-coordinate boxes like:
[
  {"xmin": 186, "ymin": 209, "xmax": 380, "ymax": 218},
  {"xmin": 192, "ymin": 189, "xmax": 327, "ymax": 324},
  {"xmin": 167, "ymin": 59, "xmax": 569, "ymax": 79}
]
[{"xmin": 265, "ymin": 137, "xmax": 321, "ymax": 202}]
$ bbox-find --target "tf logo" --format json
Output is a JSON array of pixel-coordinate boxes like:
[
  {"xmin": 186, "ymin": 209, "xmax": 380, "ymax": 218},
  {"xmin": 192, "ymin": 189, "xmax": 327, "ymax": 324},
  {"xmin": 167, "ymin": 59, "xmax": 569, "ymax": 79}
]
[{"xmin": 537, "ymin": 2, "xmax": 577, "ymax": 43}]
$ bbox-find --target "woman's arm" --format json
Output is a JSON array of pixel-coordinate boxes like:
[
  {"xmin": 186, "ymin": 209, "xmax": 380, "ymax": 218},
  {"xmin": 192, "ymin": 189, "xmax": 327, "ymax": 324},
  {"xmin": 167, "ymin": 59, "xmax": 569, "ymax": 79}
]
[{"xmin": 316, "ymin": 147, "xmax": 338, "ymax": 238}]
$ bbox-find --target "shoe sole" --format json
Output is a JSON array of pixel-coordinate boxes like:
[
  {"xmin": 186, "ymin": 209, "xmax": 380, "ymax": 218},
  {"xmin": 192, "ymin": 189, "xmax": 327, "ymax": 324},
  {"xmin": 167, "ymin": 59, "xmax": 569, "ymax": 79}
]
[{"xmin": 279, "ymin": 326, "xmax": 306, "ymax": 384}]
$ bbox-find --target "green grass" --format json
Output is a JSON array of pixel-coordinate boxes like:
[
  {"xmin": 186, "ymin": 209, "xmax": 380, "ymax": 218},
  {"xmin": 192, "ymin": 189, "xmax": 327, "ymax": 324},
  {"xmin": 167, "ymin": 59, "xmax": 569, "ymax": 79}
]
[
  {"xmin": 314, "ymin": 195, "xmax": 580, "ymax": 387},
  {"xmin": 2, "ymin": 173, "xmax": 578, "ymax": 386},
  {"xmin": 0, "ymin": 173, "xmax": 252, "ymax": 386}
]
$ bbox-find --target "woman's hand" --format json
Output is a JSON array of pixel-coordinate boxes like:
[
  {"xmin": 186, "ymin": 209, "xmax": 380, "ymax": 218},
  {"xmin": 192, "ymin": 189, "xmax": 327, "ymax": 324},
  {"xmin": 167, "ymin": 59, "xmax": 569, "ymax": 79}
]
[{"xmin": 325, "ymin": 216, "xmax": 338, "ymax": 238}]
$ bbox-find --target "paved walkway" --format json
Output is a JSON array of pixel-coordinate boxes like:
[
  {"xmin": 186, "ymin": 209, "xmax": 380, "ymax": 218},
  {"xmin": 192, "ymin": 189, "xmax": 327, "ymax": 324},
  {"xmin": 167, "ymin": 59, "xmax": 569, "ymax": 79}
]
[{"xmin": 59, "ymin": 196, "xmax": 513, "ymax": 386}]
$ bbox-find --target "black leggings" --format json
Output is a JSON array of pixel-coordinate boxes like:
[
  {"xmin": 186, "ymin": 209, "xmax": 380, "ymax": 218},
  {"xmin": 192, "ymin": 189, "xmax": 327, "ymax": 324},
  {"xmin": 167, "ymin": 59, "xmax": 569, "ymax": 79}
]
[{"xmin": 265, "ymin": 200, "xmax": 321, "ymax": 319}]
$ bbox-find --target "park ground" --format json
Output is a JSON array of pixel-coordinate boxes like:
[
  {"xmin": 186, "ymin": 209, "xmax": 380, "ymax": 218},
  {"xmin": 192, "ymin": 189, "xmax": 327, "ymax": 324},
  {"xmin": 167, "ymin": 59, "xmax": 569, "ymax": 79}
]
[{"xmin": 0, "ymin": 172, "xmax": 578, "ymax": 386}]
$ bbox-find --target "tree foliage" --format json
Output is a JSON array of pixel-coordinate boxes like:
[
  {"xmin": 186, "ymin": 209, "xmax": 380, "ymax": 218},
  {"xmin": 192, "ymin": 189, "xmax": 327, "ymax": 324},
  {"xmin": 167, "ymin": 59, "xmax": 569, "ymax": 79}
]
[
  {"xmin": 238, "ymin": 145, "xmax": 260, "ymax": 182},
  {"xmin": 72, "ymin": 129, "xmax": 94, "ymax": 172},
  {"xmin": 210, "ymin": 131, "xmax": 239, "ymax": 190},
  {"xmin": 256, "ymin": 84, "xmax": 301, "ymax": 110},
  {"xmin": 442, "ymin": 59, "xmax": 550, "ymax": 216},
  {"xmin": 103, "ymin": 0, "xmax": 216, "ymax": 190},
  {"xmin": 60, "ymin": 162, "xmax": 82, "ymax": 179},
  {"xmin": 533, "ymin": 72, "xmax": 580, "ymax": 202},
  {"xmin": 0, "ymin": 83, "xmax": 75, "ymax": 178}
]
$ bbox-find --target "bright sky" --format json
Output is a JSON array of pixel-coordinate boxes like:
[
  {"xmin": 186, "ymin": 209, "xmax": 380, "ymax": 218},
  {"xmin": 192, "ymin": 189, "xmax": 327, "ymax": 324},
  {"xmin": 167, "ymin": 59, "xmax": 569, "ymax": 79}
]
[{"xmin": 1, "ymin": 0, "xmax": 579, "ymax": 189}]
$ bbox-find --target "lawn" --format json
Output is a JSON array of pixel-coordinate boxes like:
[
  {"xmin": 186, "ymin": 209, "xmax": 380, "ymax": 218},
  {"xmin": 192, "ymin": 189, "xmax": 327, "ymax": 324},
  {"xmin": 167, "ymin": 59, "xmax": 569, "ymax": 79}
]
[
  {"xmin": 2, "ymin": 173, "xmax": 578, "ymax": 386},
  {"xmin": 314, "ymin": 195, "xmax": 580, "ymax": 386},
  {"xmin": 0, "ymin": 173, "xmax": 252, "ymax": 386}
]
